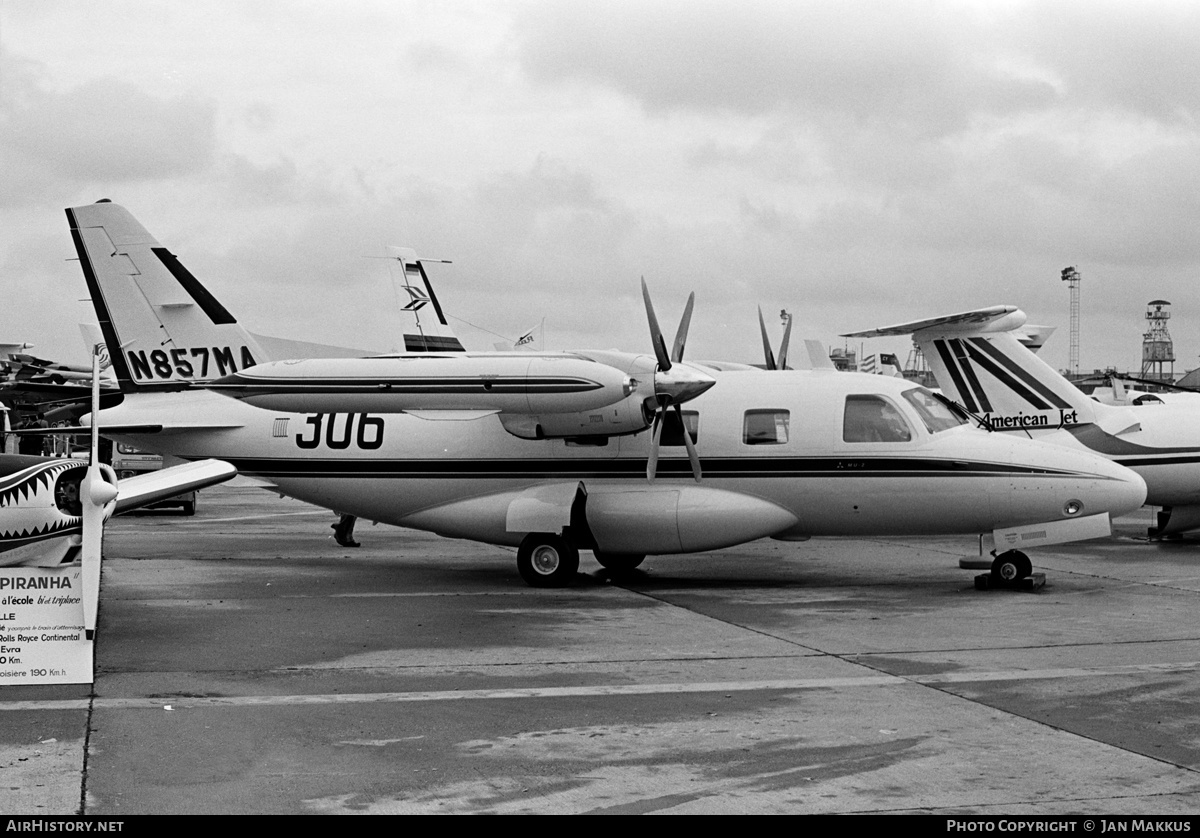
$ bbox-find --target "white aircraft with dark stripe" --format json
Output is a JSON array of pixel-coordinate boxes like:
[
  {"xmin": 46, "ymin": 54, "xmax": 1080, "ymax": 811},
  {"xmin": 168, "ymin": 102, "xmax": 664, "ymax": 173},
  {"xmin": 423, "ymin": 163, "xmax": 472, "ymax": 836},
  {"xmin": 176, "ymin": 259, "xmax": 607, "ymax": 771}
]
[
  {"xmin": 845, "ymin": 305, "xmax": 1200, "ymax": 536},
  {"xmin": 66, "ymin": 203, "xmax": 1147, "ymax": 585}
]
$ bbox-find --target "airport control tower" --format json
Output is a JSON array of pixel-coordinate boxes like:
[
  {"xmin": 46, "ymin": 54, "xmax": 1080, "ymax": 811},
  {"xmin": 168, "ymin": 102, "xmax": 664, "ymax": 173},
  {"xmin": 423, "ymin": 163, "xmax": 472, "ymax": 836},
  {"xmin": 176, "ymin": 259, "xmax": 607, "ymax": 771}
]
[{"xmin": 1141, "ymin": 299, "xmax": 1175, "ymax": 383}]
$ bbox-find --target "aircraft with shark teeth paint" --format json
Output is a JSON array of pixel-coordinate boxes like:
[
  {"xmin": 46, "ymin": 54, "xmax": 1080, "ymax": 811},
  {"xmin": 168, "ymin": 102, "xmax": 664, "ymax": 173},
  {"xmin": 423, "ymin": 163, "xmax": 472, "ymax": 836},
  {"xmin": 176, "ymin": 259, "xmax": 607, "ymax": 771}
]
[
  {"xmin": 65, "ymin": 201, "xmax": 1147, "ymax": 587},
  {"xmin": 844, "ymin": 305, "xmax": 1200, "ymax": 536},
  {"xmin": 0, "ymin": 349, "xmax": 236, "ymax": 637}
]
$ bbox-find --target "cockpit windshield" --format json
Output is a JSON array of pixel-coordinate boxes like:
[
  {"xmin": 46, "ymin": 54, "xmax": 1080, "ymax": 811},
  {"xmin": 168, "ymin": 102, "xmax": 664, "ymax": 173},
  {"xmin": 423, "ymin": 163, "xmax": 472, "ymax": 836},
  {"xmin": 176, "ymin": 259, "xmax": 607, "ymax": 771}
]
[{"xmin": 902, "ymin": 387, "xmax": 967, "ymax": 433}]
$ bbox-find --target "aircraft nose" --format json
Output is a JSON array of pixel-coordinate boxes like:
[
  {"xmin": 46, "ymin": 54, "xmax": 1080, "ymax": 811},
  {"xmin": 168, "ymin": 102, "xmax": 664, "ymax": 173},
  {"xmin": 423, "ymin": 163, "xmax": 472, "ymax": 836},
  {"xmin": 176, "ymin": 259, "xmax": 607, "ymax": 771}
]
[
  {"xmin": 1056, "ymin": 445, "xmax": 1147, "ymax": 520},
  {"xmin": 1104, "ymin": 460, "xmax": 1148, "ymax": 518}
]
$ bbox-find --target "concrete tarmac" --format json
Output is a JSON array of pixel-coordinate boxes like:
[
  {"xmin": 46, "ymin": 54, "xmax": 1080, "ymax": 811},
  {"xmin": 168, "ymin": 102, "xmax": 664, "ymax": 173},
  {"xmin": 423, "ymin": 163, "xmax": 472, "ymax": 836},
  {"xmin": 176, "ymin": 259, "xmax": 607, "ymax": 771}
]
[{"xmin": 4, "ymin": 485, "xmax": 1200, "ymax": 814}]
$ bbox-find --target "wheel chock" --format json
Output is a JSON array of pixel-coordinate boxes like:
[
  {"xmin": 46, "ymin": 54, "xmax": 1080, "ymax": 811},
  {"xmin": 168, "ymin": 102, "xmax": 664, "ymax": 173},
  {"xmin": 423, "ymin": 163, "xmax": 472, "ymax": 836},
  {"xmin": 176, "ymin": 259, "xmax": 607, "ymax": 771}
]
[{"xmin": 974, "ymin": 572, "xmax": 1045, "ymax": 591}]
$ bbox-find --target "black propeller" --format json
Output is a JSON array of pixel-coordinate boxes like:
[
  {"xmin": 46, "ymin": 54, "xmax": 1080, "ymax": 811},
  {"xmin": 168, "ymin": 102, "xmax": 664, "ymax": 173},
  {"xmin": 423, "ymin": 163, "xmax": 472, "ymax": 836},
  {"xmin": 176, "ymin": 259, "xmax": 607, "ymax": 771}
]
[
  {"xmin": 641, "ymin": 279, "xmax": 713, "ymax": 482},
  {"xmin": 757, "ymin": 306, "xmax": 792, "ymax": 371}
]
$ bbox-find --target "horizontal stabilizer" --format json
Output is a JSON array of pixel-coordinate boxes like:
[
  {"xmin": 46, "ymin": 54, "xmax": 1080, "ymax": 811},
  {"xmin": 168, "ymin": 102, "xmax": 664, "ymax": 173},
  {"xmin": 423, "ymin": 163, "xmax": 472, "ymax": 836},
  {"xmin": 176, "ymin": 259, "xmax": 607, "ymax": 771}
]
[
  {"xmin": 843, "ymin": 306, "xmax": 1024, "ymax": 338},
  {"xmin": 114, "ymin": 458, "xmax": 237, "ymax": 514}
]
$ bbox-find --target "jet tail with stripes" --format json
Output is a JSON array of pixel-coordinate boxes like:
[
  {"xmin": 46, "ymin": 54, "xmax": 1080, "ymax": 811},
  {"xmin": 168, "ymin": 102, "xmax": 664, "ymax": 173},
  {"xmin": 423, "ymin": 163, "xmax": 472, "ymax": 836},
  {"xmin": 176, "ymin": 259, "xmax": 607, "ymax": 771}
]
[
  {"xmin": 843, "ymin": 306, "xmax": 1101, "ymax": 430},
  {"xmin": 383, "ymin": 246, "xmax": 466, "ymax": 353}
]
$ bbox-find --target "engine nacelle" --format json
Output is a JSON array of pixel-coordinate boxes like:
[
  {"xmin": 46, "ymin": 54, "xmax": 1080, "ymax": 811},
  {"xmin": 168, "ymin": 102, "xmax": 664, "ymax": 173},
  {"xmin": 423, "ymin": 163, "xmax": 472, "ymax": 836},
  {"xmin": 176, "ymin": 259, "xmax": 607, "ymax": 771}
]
[{"xmin": 498, "ymin": 395, "xmax": 653, "ymax": 440}]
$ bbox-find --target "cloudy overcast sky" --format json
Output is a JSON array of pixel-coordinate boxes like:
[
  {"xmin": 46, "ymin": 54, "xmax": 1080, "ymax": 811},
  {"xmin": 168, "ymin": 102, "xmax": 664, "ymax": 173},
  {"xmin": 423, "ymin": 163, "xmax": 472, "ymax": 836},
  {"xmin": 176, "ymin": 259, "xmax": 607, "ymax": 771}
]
[{"xmin": 3, "ymin": 0, "xmax": 1198, "ymax": 374}]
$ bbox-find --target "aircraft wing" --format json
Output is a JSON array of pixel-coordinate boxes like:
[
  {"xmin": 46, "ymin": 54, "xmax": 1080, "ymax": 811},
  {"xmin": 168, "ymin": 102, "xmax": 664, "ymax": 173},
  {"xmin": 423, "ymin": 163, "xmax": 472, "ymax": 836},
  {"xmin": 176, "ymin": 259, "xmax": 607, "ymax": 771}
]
[
  {"xmin": 114, "ymin": 458, "xmax": 237, "ymax": 514},
  {"xmin": 842, "ymin": 306, "xmax": 1024, "ymax": 338}
]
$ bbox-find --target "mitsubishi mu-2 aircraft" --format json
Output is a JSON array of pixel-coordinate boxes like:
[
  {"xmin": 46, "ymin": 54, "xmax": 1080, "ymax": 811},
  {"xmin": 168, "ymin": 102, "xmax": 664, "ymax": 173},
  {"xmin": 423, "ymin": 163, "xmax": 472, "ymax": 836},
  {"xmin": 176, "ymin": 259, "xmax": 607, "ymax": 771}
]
[{"xmin": 65, "ymin": 201, "xmax": 1147, "ymax": 586}]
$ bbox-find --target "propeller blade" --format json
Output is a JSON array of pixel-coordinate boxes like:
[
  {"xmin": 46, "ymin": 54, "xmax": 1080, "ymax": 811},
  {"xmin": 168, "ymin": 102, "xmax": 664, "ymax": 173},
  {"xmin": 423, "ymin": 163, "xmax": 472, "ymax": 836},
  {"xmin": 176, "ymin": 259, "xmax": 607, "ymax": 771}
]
[
  {"xmin": 757, "ymin": 307, "xmax": 777, "ymax": 370},
  {"xmin": 670, "ymin": 292, "xmax": 695, "ymax": 364},
  {"xmin": 80, "ymin": 465, "xmax": 116, "ymax": 639},
  {"xmin": 674, "ymin": 404, "xmax": 702, "ymax": 482},
  {"xmin": 777, "ymin": 314, "xmax": 793, "ymax": 371},
  {"xmin": 641, "ymin": 278, "xmax": 672, "ymax": 371},
  {"xmin": 81, "ymin": 347, "xmax": 116, "ymax": 639},
  {"xmin": 646, "ymin": 406, "xmax": 665, "ymax": 482}
]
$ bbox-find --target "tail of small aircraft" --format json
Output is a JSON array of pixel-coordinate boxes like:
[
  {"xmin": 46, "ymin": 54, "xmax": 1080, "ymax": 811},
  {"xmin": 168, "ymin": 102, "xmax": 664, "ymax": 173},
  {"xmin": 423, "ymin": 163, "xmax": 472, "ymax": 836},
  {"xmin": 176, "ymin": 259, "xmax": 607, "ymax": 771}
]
[
  {"xmin": 67, "ymin": 201, "xmax": 372, "ymax": 394},
  {"xmin": 843, "ymin": 306, "xmax": 1102, "ymax": 428},
  {"xmin": 67, "ymin": 200, "xmax": 270, "ymax": 393},
  {"xmin": 381, "ymin": 246, "xmax": 465, "ymax": 352}
]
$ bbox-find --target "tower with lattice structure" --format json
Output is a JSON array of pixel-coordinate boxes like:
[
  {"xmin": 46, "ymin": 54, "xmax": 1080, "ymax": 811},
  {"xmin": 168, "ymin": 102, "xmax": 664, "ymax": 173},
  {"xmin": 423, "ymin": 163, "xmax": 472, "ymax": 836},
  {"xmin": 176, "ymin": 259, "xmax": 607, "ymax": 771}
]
[
  {"xmin": 1142, "ymin": 299, "xmax": 1175, "ymax": 382},
  {"xmin": 1060, "ymin": 266, "xmax": 1081, "ymax": 375}
]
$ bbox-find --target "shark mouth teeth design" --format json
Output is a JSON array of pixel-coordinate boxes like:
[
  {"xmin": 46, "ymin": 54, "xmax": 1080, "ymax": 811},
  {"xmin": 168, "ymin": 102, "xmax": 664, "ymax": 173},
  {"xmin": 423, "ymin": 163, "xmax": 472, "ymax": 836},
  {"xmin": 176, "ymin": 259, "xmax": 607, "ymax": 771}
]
[
  {"xmin": 0, "ymin": 459, "xmax": 86, "ymax": 509},
  {"xmin": 0, "ymin": 519, "xmax": 84, "ymax": 550}
]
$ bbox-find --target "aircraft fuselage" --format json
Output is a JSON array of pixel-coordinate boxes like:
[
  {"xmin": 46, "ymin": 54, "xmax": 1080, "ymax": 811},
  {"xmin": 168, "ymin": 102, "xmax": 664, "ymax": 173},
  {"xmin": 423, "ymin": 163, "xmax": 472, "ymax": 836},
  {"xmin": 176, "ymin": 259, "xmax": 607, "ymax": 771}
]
[{"xmin": 92, "ymin": 369, "xmax": 1146, "ymax": 553}]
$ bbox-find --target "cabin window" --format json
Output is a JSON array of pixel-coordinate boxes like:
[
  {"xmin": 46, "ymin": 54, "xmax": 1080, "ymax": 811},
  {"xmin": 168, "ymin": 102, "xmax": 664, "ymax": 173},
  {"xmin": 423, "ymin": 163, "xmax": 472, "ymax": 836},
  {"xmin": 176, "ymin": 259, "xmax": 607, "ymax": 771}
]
[
  {"xmin": 659, "ymin": 410, "xmax": 699, "ymax": 447},
  {"xmin": 743, "ymin": 410, "xmax": 789, "ymax": 445},
  {"xmin": 843, "ymin": 395, "xmax": 912, "ymax": 443}
]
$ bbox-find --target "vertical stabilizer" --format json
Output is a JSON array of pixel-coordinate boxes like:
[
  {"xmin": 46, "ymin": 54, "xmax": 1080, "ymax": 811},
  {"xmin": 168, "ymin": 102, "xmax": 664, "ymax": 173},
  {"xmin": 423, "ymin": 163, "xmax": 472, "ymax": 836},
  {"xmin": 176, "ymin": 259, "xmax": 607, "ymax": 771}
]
[
  {"xmin": 384, "ymin": 246, "xmax": 465, "ymax": 352},
  {"xmin": 67, "ymin": 201, "xmax": 267, "ymax": 392},
  {"xmin": 918, "ymin": 330, "xmax": 1098, "ymax": 427},
  {"xmin": 843, "ymin": 306, "xmax": 1099, "ymax": 429}
]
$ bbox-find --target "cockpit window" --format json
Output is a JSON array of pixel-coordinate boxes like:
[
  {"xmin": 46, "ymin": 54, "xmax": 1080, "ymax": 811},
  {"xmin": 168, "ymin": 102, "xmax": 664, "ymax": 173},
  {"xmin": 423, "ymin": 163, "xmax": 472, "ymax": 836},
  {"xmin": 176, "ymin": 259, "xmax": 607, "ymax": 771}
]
[
  {"xmin": 902, "ymin": 387, "xmax": 966, "ymax": 433},
  {"xmin": 843, "ymin": 395, "xmax": 913, "ymax": 443}
]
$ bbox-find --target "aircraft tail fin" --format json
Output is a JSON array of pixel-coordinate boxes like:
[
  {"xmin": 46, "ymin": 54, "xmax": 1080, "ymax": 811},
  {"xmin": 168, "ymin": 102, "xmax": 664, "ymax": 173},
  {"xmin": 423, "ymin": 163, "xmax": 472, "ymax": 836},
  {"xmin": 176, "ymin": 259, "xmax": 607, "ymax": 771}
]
[
  {"xmin": 843, "ymin": 306, "xmax": 1100, "ymax": 427},
  {"xmin": 384, "ymin": 247, "xmax": 465, "ymax": 352},
  {"xmin": 67, "ymin": 200, "xmax": 269, "ymax": 394}
]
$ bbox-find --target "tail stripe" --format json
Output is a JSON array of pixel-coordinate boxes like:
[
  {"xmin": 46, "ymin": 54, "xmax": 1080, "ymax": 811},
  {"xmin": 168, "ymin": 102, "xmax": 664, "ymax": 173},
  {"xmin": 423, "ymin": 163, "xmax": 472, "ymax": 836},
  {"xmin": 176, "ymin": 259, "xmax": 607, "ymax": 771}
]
[
  {"xmin": 948, "ymin": 339, "xmax": 994, "ymax": 414},
  {"xmin": 932, "ymin": 339, "xmax": 980, "ymax": 413},
  {"xmin": 415, "ymin": 262, "xmax": 450, "ymax": 326},
  {"xmin": 956, "ymin": 339, "xmax": 1053, "ymax": 410},
  {"xmin": 967, "ymin": 337, "xmax": 1072, "ymax": 410},
  {"xmin": 152, "ymin": 249, "xmax": 237, "ymax": 325}
]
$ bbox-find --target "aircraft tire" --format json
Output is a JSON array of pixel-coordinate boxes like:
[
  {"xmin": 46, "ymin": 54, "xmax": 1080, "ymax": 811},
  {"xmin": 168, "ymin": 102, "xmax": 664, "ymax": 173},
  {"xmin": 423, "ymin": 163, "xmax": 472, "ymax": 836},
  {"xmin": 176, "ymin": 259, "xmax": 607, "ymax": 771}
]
[
  {"xmin": 593, "ymin": 551, "xmax": 645, "ymax": 573},
  {"xmin": 517, "ymin": 533, "xmax": 579, "ymax": 588},
  {"xmin": 181, "ymin": 499, "xmax": 196, "ymax": 516},
  {"xmin": 991, "ymin": 550, "xmax": 1031, "ymax": 583}
]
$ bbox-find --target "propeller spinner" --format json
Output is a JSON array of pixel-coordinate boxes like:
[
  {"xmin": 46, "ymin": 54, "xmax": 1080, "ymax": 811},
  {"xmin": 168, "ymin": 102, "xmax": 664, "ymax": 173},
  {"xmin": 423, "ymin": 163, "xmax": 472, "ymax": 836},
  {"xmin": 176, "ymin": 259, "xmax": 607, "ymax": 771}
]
[{"xmin": 640, "ymin": 279, "xmax": 714, "ymax": 482}]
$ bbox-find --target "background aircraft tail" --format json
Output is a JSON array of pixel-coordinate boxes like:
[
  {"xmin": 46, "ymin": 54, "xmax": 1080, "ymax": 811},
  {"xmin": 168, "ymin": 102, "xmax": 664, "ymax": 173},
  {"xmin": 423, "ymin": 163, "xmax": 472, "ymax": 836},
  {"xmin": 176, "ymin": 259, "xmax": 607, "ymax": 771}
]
[
  {"xmin": 382, "ymin": 246, "xmax": 466, "ymax": 352},
  {"xmin": 844, "ymin": 306, "xmax": 1100, "ymax": 427}
]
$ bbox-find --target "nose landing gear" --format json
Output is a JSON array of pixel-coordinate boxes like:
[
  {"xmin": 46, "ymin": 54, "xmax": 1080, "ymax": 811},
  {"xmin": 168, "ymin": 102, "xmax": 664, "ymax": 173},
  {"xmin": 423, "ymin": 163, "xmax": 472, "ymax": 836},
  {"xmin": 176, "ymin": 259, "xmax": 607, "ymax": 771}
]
[{"xmin": 975, "ymin": 549, "xmax": 1044, "ymax": 590}]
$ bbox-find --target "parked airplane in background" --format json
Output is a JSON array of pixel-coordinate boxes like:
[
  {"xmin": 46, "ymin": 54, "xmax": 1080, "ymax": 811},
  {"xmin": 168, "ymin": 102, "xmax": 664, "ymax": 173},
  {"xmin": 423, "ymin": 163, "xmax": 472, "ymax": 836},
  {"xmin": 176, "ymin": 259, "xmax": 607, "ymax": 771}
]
[
  {"xmin": 1, "ymin": 352, "xmax": 236, "ymax": 636},
  {"xmin": 844, "ymin": 306, "xmax": 1200, "ymax": 536},
  {"xmin": 66, "ymin": 202, "xmax": 1147, "ymax": 586}
]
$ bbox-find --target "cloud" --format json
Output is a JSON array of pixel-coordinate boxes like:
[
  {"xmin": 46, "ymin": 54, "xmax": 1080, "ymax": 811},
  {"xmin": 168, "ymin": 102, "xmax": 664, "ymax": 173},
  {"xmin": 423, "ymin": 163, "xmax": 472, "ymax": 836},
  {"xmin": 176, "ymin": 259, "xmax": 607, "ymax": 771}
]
[
  {"xmin": 513, "ymin": 1, "xmax": 1057, "ymax": 133},
  {"xmin": 0, "ymin": 54, "xmax": 217, "ymax": 203}
]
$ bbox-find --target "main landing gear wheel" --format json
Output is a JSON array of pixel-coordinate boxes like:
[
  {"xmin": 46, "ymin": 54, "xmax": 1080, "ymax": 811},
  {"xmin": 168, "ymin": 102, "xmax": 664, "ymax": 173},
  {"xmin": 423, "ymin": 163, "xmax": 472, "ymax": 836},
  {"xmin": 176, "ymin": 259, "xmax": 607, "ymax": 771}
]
[
  {"xmin": 593, "ymin": 552, "xmax": 646, "ymax": 573},
  {"xmin": 991, "ymin": 550, "xmax": 1032, "ymax": 583},
  {"xmin": 517, "ymin": 533, "xmax": 580, "ymax": 588}
]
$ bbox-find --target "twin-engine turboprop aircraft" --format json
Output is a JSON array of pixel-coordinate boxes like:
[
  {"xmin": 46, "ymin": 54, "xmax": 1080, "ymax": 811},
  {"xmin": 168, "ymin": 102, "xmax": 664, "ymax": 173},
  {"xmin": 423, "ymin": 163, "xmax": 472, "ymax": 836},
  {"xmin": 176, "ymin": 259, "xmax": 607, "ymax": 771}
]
[
  {"xmin": 65, "ymin": 201, "xmax": 1147, "ymax": 586},
  {"xmin": 843, "ymin": 306, "xmax": 1200, "ymax": 536}
]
